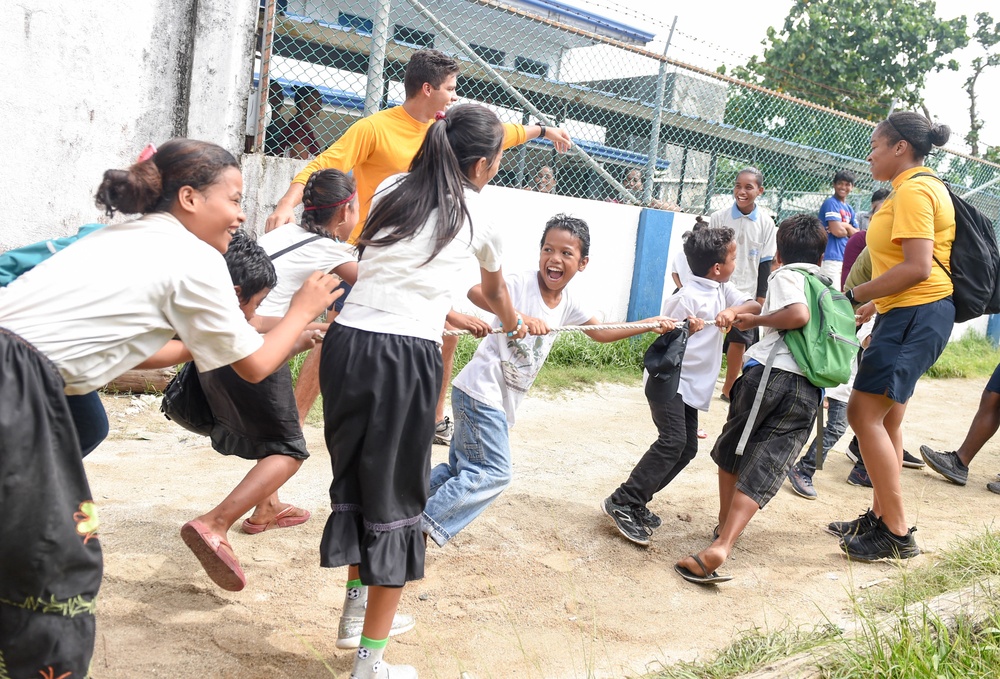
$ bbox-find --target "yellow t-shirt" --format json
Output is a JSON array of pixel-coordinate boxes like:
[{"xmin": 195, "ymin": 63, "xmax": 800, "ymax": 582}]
[
  {"xmin": 866, "ymin": 166, "xmax": 955, "ymax": 313},
  {"xmin": 292, "ymin": 106, "xmax": 527, "ymax": 243}
]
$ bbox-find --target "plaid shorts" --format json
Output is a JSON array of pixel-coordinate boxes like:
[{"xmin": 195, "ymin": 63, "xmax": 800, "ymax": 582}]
[{"xmin": 711, "ymin": 363, "xmax": 820, "ymax": 508}]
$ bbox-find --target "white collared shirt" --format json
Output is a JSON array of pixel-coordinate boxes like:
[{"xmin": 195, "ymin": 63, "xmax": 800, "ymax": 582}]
[{"xmin": 709, "ymin": 203, "xmax": 777, "ymax": 298}]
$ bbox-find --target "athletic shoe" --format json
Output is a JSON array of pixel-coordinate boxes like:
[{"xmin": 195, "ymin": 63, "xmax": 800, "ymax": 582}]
[
  {"xmin": 337, "ymin": 611, "xmax": 416, "ymax": 649},
  {"xmin": 601, "ymin": 497, "xmax": 650, "ymax": 546},
  {"xmin": 350, "ymin": 659, "xmax": 418, "ymax": 679},
  {"xmin": 786, "ymin": 464, "xmax": 817, "ymax": 499},
  {"xmin": 633, "ymin": 505, "xmax": 662, "ymax": 529},
  {"xmin": 919, "ymin": 445, "xmax": 968, "ymax": 485},
  {"xmin": 846, "ymin": 465, "xmax": 872, "ymax": 488},
  {"xmin": 987, "ymin": 479, "xmax": 1000, "ymax": 495},
  {"xmin": 840, "ymin": 519, "xmax": 920, "ymax": 562},
  {"xmin": 826, "ymin": 508, "xmax": 878, "ymax": 538},
  {"xmin": 433, "ymin": 416, "xmax": 453, "ymax": 446},
  {"xmin": 902, "ymin": 449, "xmax": 925, "ymax": 469},
  {"xmin": 846, "ymin": 437, "xmax": 862, "ymax": 464}
]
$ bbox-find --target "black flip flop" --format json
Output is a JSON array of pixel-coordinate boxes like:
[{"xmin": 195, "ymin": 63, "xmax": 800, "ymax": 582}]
[{"xmin": 674, "ymin": 554, "xmax": 733, "ymax": 585}]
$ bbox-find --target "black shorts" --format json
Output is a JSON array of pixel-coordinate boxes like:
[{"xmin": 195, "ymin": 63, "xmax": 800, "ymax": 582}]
[
  {"xmin": 318, "ymin": 323, "xmax": 442, "ymax": 586},
  {"xmin": 724, "ymin": 324, "xmax": 758, "ymax": 350},
  {"xmin": 711, "ymin": 363, "xmax": 820, "ymax": 508},
  {"xmin": 987, "ymin": 362, "xmax": 1000, "ymax": 395},
  {"xmin": 854, "ymin": 297, "xmax": 954, "ymax": 403},
  {"xmin": 0, "ymin": 328, "xmax": 101, "ymax": 677}
]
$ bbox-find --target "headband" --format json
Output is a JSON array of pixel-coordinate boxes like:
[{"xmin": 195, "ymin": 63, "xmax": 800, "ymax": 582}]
[
  {"xmin": 303, "ymin": 190, "xmax": 357, "ymax": 211},
  {"xmin": 884, "ymin": 117, "xmax": 914, "ymax": 148}
]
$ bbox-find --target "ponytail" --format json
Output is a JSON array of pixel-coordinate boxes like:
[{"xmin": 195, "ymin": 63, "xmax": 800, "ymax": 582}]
[
  {"xmin": 301, "ymin": 169, "xmax": 357, "ymax": 238},
  {"xmin": 358, "ymin": 104, "xmax": 504, "ymax": 263},
  {"xmin": 95, "ymin": 139, "xmax": 239, "ymax": 217}
]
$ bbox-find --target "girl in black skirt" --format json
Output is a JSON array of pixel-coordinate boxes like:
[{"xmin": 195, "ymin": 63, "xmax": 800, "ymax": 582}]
[
  {"xmin": 319, "ymin": 104, "xmax": 528, "ymax": 679},
  {"xmin": 0, "ymin": 139, "xmax": 340, "ymax": 678}
]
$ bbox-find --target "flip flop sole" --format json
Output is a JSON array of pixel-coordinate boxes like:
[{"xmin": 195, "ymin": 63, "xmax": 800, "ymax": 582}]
[
  {"xmin": 674, "ymin": 563, "xmax": 733, "ymax": 585},
  {"xmin": 181, "ymin": 521, "xmax": 246, "ymax": 591},
  {"xmin": 241, "ymin": 508, "xmax": 312, "ymax": 534}
]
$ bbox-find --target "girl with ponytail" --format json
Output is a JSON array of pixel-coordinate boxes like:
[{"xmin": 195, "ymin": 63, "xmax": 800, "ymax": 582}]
[
  {"xmin": 834, "ymin": 111, "xmax": 957, "ymax": 562},
  {"xmin": 0, "ymin": 139, "xmax": 340, "ymax": 677},
  {"xmin": 318, "ymin": 104, "xmax": 526, "ymax": 679}
]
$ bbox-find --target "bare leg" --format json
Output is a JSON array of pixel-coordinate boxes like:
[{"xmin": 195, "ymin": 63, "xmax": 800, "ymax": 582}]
[
  {"xmin": 294, "ymin": 348, "xmax": 322, "ymax": 426},
  {"xmin": 848, "ymin": 391, "xmax": 907, "ymax": 535},
  {"xmin": 193, "ymin": 455, "xmax": 304, "ymax": 539},
  {"xmin": 436, "ymin": 332, "xmax": 457, "ymax": 423},
  {"xmin": 722, "ymin": 343, "xmax": 745, "ymax": 399},
  {"xmin": 246, "ymin": 489, "xmax": 308, "ymax": 526},
  {"xmin": 717, "ymin": 467, "xmax": 738, "ymax": 530},
  {"xmin": 679, "ymin": 488, "xmax": 758, "ymax": 575},
  {"xmin": 956, "ymin": 391, "xmax": 1000, "ymax": 466},
  {"xmin": 362, "ymin": 585, "xmax": 404, "ymax": 640}
]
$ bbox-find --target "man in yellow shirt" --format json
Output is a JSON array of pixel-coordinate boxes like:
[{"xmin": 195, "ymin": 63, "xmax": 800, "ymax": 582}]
[{"xmin": 266, "ymin": 48, "xmax": 572, "ymax": 437}]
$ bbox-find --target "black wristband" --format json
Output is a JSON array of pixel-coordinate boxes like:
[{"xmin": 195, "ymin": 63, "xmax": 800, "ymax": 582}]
[
  {"xmin": 537, "ymin": 122, "xmax": 546, "ymax": 140},
  {"xmin": 844, "ymin": 288, "xmax": 856, "ymax": 304}
]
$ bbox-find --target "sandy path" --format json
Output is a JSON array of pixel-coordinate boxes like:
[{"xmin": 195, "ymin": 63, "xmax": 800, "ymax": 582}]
[{"xmin": 85, "ymin": 376, "xmax": 1000, "ymax": 678}]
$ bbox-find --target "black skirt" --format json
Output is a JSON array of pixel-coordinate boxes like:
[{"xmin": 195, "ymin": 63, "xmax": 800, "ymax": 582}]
[
  {"xmin": 318, "ymin": 323, "xmax": 442, "ymax": 586},
  {"xmin": 197, "ymin": 363, "xmax": 309, "ymax": 460},
  {"xmin": 0, "ymin": 328, "xmax": 102, "ymax": 677}
]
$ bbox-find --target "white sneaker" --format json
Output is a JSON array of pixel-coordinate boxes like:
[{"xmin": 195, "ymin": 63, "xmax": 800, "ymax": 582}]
[
  {"xmin": 433, "ymin": 416, "xmax": 453, "ymax": 445},
  {"xmin": 351, "ymin": 659, "xmax": 418, "ymax": 679},
  {"xmin": 337, "ymin": 612, "xmax": 416, "ymax": 649}
]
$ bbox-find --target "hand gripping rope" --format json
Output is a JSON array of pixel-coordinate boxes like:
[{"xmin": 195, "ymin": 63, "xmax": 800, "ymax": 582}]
[{"xmin": 442, "ymin": 320, "xmax": 719, "ymax": 337}]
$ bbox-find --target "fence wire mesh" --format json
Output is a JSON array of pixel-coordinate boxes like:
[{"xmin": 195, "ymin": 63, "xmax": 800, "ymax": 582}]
[{"xmin": 249, "ymin": 0, "xmax": 1000, "ymax": 226}]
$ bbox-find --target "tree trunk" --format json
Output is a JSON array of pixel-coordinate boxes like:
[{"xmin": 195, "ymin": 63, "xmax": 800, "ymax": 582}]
[{"xmin": 103, "ymin": 368, "xmax": 176, "ymax": 394}]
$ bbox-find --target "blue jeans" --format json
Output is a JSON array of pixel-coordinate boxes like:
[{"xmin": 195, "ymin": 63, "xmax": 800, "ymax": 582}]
[
  {"xmin": 422, "ymin": 387, "xmax": 511, "ymax": 546},
  {"xmin": 796, "ymin": 397, "xmax": 848, "ymax": 477}
]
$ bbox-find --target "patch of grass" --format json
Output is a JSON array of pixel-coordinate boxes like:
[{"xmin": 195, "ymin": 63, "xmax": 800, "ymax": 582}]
[{"xmin": 926, "ymin": 331, "xmax": 1000, "ymax": 379}]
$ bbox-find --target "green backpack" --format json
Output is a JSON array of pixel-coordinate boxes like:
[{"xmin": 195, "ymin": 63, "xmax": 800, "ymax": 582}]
[{"xmin": 782, "ymin": 267, "xmax": 859, "ymax": 388}]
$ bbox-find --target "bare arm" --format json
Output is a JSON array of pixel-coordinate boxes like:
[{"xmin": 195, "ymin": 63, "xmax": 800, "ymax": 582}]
[
  {"xmin": 827, "ymin": 220, "xmax": 859, "ymax": 238},
  {"xmin": 265, "ymin": 182, "xmax": 306, "ymax": 232},
  {"xmin": 135, "ymin": 339, "xmax": 192, "ymax": 369},
  {"xmin": 478, "ymin": 268, "xmax": 525, "ymax": 337},
  {"xmin": 733, "ymin": 302, "xmax": 810, "ymax": 332},
  {"xmin": 525, "ymin": 124, "xmax": 572, "ymax": 153},
  {"xmin": 850, "ymin": 238, "xmax": 934, "ymax": 304},
  {"xmin": 581, "ymin": 316, "xmax": 675, "ymax": 343},
  {"xmin": 715, "ymin": 300, "xmax": 763, "ymax": 333}
]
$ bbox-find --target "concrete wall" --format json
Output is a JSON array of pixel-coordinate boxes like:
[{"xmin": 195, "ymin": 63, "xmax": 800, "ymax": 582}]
[{"xmin": 0, "ymin": 0, "xmax": 256, "ymax": 251}]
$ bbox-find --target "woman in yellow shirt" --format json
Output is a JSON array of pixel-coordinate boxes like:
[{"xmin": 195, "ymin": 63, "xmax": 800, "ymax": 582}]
[{"xmin": 830, "ymin": 111, "xmax": 956, "ymax": 561}]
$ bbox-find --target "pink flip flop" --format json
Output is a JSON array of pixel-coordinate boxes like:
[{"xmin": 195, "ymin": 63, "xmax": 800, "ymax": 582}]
[
  {"xmin": 180, "ymin": 520, "xmax": 246, "ymax": 591},
  {"xmin": 240, "ymin": 506, "xmax": 311, "ymax": 535}
]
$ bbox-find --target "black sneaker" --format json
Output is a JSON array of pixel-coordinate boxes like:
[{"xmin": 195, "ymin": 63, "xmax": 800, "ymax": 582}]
[
  {"xmin": 902, "ymin": 449, "xmax": 925, "ymax": 469},
  {"xmin": 919, "ymin": 445, "xmax": 968, "ymax": 485},
  {"xmin": 633, "ymin": 505, "xmax": 662, "ymax": 529},
  {"xmin": 846, "ymin": 465, "xmax": 872, "ymax": 488},
  {"xmin": 840, "ymin": 519, "xmax": 920, "ymax": 562},
  {"xmin": 846, "ymin": 437, "xmax": 861, "ymax": 464},
  {"xmin": 601, "ymin": 497, "xmax": 650, "ymax": 546},
  {"xmin": 826, "ymin": 509, "xmax": 878, "ymax": 538},
  {"xmin": 786, "ymin": 464, "xmax": 817, "ymax": 499},
  {"xmin": 987, "ymin": 479, "xmax": 1000, "ymax": 495}
]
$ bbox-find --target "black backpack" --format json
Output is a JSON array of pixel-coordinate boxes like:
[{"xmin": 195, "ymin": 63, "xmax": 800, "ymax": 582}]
[{"xmin": 912, "ymin": 172, "xmax": 1000, "ymax": 323}]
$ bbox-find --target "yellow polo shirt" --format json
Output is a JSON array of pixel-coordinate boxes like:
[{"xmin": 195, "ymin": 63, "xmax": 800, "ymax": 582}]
[
  {"xmin": 292, "ymin": 106, "xmax": 527, "ymax": 243},
  {"xmin": 866, "ymin": 166, "xmax": 955, "ymax": 313}
]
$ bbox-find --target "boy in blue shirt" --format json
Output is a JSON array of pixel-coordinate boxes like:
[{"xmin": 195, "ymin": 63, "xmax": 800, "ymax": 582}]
[{"xmin": 818, "ymin": 170, "xmax": 859, "ymax": 285}]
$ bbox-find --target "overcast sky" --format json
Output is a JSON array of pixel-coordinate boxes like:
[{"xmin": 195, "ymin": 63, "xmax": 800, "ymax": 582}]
[{"xmin": 570, "ymin": 0, "xmax": 1000, "ymax": 153}]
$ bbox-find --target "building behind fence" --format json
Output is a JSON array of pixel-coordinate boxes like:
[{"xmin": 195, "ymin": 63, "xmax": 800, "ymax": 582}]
[{"xmin": 248, "ymin": 0, "xmax": 1000, "ymax": 226}]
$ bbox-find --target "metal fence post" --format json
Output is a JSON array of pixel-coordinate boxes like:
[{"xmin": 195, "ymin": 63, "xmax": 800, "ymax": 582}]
[
  {"xmin": 364, "ymin": 0, "xmax": 393, "ymax": 117},
  {"xmin": 643, "ymin": 16, "xmax": 677, "ymax": 206}
]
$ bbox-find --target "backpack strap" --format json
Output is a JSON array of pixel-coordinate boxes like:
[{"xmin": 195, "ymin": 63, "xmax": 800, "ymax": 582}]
[
  {"xmin": 269, "ymin": 235, "xmax": 323, "ymax": 261},
  {"xmin": 907, "ymin": 172, "xmax": 953, "ymax": 278},
  {"xmin": 734, "ymin": 340, "xmax": 781, "ymax": 457}
]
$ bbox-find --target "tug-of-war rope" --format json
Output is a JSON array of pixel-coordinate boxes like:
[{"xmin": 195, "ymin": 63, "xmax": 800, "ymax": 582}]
[{"xmin": 442, "ymin": 319, "xmax": 718, "ymax": 337}]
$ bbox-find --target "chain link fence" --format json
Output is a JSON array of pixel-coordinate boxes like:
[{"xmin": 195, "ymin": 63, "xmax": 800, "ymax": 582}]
[{"xmin": 248, "ymin": 0, "xmax": 1000, "ymax": 226}]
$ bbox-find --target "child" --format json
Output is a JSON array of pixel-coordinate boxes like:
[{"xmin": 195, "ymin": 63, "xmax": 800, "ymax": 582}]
[
  {"xmin": 669, "ymin": 216, "xmax": 708, "ymax": 290},
  {"xmin": 603, "ymin": 227, "xmax": 761, "ymax": 546},
  {"xmin": 422, "ymin": 214, "xmax": 675, "ymax": 548},
  {"xmin": 317, "ymin": 104, "xmax": 527, "ymax": 679},
  {"xmin": 709, "ymin": 167, "xmax": 777, "ymax": 401},
  {"xmin": 0, "ymin": 139, "xmax": 339, "ymax": 678},
  {"xmin": 819, "ymin": 170, "xmax": 859, "ymax": 284},
  {"xmin": 674, "ymin": 213, "xmax": 827, "ymax": 585},
  {"xmin": 256, "ymin": 168, "xmax": 360, "ymax": 424}
]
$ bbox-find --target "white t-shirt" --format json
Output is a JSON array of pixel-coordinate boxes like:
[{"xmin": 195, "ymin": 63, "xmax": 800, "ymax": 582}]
[
  {"xmin": 657, "ymin": 277, "xmax": 752, "ymax": 411},
  {"xmin": 0, "ymin": 213, "xmax": 264, "ymax": 395},
  {"xmin": 670, "ymin": 251, "xmax": 693, "ymax": 288},
  {"xmin": 452, "ymin": 271, "xmax": 592, "ymax": 426},
  {"xmin": 338, "ymin": 174, "xmax": 503, "ymax": 343},
  {"xmin": 708, "ymin": 204, "xmax": 777, "ymax": 298},
  {"xmin": 743, "ymin": 263, "xmax": 823, "ymax": 377},
  {"xmin": 256, "ymin": 223, "xmax": 356, "ymax": 316}
]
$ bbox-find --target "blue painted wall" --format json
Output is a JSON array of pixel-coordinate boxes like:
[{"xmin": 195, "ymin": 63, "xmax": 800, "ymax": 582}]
[{"xmin": 627, "ymin": 209, "xmax": 674, "ymax": 321}]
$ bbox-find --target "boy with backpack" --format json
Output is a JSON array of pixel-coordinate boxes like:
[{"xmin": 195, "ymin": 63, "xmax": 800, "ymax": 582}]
[{"xmin": 675, "ymin": 214, "xmax": 853, "ymax": 585}]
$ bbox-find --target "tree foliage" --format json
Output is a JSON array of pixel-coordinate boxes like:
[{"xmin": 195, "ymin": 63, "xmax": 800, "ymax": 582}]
[
  {"xmin": 725, "ymin": 0, "xmax": 968, "ymax": 121},
  {"xmin": 964, "ymin": 12, "xmax": 1000, "ymax": 157}
]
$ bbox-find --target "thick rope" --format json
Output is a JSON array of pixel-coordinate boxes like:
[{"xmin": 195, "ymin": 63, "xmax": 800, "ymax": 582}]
[{"xmin": 443, "ymin": 319, "xmax": 718, "ymax": 337}]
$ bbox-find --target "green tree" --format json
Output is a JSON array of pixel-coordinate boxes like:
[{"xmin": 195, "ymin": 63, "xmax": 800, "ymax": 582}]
[
  {"xmin": 726, "ymin": 0, "xmax": 968, "ymax": 121},
  {"xmin": 964, "ymin": 12, "xmax": 1000, "ymax": 157}
]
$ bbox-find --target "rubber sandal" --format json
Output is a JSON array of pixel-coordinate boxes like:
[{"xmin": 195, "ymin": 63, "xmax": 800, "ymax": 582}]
[
  {"xmin": 180, "ymin": 520, "xmax": 246, "ymax": 591},
  {"xmin": 712, "ymin": 524, "xmax": 745, "ymax": 541},
  {"xmin": 241, "ymin": 506, "xmax": 311, "ymax": 535},
  {"xmin": 674, "ymin": 554, "xmax": 733, "ymax": 585}
]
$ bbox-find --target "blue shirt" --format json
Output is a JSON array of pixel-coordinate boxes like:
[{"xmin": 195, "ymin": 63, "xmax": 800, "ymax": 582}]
[{"xmin": 819, "ymin": 196, "xmax": 858, "ymax": 262}]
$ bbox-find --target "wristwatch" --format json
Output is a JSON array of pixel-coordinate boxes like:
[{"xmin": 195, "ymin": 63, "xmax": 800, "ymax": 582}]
[
  {"xmin": 844, "ymin": 288, "xmax": 856, "ymax": 304},
  {"xmin": 536, "ymin": 122, "xmax": 546, "ymax": 140}
]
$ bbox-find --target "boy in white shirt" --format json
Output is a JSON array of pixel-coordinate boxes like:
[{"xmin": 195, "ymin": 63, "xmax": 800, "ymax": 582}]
[
  {"xmin": 709, "ymin": 168, "xmax": 777, "ymax": 400},
  {"xmin": 422, "ymin": 214, "xmax": 674, "ymax": 546},
  {"xmin": 603, "ymin": 227, "xmax": 760, "ymax": 546}
]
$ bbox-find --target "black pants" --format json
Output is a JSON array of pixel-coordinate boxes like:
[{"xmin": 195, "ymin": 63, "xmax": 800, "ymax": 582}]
[
  {"xmin": 612, "ymin": 393, "xmax": 699, "ymax": 507},
  {"xmin": 0, "ymin": 329, "xmax": 102, "ymax": 677}
]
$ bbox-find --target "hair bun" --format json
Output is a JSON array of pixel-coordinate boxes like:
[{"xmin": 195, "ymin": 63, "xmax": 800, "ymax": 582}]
[
  {"xmin": 94, "ymin": 161, "xmax": 163, "ymax": 216},
  {"xmin": 929, "ymin": 123, "xmax": 951, "ymax": 148}
]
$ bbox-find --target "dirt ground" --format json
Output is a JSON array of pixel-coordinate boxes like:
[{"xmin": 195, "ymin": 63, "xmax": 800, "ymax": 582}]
[{"xmin": 85, "ymin": 376, "xmax": 1000, "ymax": 679}]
